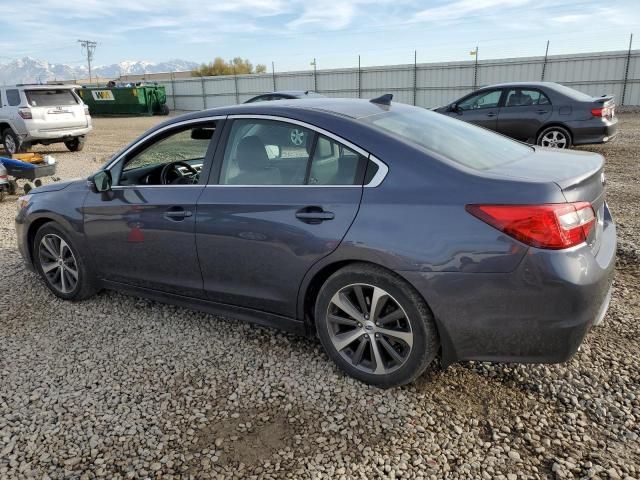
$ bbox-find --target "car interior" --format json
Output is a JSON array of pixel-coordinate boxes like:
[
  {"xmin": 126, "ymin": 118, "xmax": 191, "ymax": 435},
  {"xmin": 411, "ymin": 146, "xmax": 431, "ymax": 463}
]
[{"xmin": 119, "ymin": 126, "xmax": 215, "ymax": 186}]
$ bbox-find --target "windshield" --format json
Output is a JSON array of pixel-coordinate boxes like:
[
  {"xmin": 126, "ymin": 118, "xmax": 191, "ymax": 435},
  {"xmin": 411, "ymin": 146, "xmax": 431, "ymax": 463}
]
[
  {"xmin": 362, "ymin": 108, "xmax": 533, "ymax": 170},
  {"xmin": 25, "ymin": 89, "xmax": 79, "ymax": 107}
]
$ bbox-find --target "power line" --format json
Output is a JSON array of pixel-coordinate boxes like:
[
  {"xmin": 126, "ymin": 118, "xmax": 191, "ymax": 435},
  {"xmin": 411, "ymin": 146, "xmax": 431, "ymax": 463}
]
[{"xmin": 78, "ymin": 39, "xmax": 97, "ymax": 83}]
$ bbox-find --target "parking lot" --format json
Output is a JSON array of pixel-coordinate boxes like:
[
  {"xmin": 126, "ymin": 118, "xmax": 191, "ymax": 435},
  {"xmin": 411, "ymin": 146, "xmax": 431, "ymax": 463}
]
[{"xmin": 1, "ymin": 114, "xmax": 638, "ymax": 479}]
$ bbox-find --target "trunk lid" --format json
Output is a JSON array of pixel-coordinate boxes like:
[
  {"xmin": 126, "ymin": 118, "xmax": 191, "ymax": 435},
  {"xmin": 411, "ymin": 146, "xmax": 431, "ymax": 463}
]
[{"xmin": 485, "ymin": 147, "xmax": 606, "ymax": 251}]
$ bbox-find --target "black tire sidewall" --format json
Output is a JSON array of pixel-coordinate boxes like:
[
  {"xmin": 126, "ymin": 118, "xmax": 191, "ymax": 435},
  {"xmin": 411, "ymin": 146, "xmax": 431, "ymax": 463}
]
[
  {"xmin": 65, "ymin": 137, "xmax": 84, "ymax": 152},
  {"xmin": 315, "ymin": 264, "xmax": 438, "ymax": 388},
  {"xmin": 537, "ymin": 126, "xmax": 572, "ymax": 149},
  {"xmin": 33, "ymin": 223, "xmax": 93, "ymax": 300}
]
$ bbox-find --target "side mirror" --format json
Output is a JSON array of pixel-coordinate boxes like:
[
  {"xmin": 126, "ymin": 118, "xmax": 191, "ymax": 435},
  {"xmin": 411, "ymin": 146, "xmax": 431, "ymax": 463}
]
[
  {"xmin": 191, "ymin": 127, "xmax": 215, "ymax": 140},
  {"xmin": 90, "ymin": 170, "xmax": 112, "ymax": 192},
  {"xmin": 449, "ymin": 103, "xmax": 460, "ymax": 113}
]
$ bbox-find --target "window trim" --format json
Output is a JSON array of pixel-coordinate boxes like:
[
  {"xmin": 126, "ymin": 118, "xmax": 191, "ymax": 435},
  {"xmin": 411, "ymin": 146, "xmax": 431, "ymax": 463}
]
[{"xmin": 207, "ymin": 114, "xmax": 388, "ymax": 188}]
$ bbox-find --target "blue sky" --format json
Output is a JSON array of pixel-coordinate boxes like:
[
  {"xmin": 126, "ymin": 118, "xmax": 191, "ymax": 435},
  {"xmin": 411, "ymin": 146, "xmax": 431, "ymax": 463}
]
[{"xmin": 2, "ymin": 0, "xmax": 638, "ymax": 70}]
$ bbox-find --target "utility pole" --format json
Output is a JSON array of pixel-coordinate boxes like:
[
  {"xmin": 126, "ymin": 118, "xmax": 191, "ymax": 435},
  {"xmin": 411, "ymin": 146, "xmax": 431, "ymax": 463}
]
[
  {"xmin": 471, "ymin": 46, "xmax": 479, "ymax": 90},
  {"xmin": 311, "ymin": 58, "xmax": 317, "ymax": 91},
  {"xmin": 78, "ymin": 39, "xmax": 97, "ymax": 84},
  {"xmin": 541, "ymin": 40, "xmax": 550, "ymax": 81}
]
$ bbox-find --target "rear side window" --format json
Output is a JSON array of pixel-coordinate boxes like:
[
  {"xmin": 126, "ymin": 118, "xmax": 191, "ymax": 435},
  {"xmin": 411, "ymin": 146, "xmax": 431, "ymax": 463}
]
[
  {"xmin": 6, "ymin": 89, "xmax": 21, "ymax": 106},
  {"xmin": 504, "ymin": 89, "xmax": 551, "ymax": 107},
  {"xmin": 363, "ymin": 108, "xmax": 533, "ymax": 170},
  {"xmin": 309, "ymin": 135, "xmax": 365, "ymax": 186},
  {"xmin": 25, "ymin": 89, "xmax": 79, "ymax": 107}
]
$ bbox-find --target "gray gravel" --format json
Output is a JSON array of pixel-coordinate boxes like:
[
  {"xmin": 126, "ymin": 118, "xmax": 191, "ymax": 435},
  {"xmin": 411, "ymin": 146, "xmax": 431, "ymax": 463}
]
[{"xmin": 1, "ymin": 114, "xmax": 639, "ymax": 479}]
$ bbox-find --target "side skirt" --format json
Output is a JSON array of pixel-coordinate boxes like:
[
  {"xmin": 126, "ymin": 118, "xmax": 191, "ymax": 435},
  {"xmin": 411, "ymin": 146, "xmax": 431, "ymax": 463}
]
[{"xmin": 102, "ymin": 280, "xmax": 307, "ymax": 335}]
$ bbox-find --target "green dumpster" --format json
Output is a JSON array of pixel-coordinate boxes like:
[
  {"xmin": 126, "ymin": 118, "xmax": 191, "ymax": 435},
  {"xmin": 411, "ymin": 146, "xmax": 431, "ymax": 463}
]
[{"xmin": 77, "ymin": 85, "xmax": 170, "ymax": 116}]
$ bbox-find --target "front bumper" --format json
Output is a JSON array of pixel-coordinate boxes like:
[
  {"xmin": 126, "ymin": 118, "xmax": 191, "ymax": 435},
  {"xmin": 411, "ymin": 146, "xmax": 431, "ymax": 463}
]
[{"xmin": 402, "ymin": 206, "xmax": 616, "ymax": 367}]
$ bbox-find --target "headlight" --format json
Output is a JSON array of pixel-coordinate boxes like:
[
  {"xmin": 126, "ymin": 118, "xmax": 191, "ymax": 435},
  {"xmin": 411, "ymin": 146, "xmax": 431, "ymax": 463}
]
[{"xmin": 17, "ymin": 194, "xmax": 31, "ymax": 213}]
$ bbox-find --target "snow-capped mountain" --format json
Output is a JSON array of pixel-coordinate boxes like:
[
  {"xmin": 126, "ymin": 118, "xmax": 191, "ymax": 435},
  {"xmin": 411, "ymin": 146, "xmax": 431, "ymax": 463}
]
[{"xmin": 0, "ymin": 57, "xmax": 199, "ymax": 85}]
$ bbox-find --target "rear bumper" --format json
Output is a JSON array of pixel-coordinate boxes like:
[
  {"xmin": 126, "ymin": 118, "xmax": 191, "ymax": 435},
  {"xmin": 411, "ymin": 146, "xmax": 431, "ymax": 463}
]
[
  {"xmin": 570, "ymin": 117, "xmax": 618, "ymax": 145},
  {"xmin": 402, "ymin": 206, "xmax": 616, "ymax": 367},
  {"xmin": 22, "ymin": 125, "xmax": 92, "ymax": 142}
]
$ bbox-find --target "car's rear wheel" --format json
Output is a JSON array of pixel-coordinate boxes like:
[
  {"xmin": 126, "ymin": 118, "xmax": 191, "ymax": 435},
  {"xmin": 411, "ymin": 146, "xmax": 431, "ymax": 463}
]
[
  {"xmin": 537, "ymin": 126, "xmax": 572, "ymax": 149},
  {"xmin": 2, "ymin": 129, "xmax": 25, "ymax": 154},
  {"xmin": 34, "ymin": 223, "xmax": 97, "ymax": 301},
  {"xmin": 315, "ymin": 263, "xmax": 439, "ymax": 388},
  {"xmin": 64, "ymin": 136, "xmax": 85, "ymax": 152}
]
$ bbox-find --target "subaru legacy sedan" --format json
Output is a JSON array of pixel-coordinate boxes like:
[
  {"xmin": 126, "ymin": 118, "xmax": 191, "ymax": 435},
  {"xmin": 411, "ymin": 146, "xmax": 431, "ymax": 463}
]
[
  {"xmin": 434, "ymin": 82, "xmax": 618, "ymax": 149},
  {"xmin": 15, "ymin": 97, "xmax": 615, "ymax": 388}
]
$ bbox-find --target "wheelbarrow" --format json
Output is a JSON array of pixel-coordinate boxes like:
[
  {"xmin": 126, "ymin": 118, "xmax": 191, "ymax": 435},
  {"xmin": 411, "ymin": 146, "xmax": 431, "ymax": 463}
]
[{"xmin": 0, "ymin": 154, "xmax": 57, "ymax": 201}]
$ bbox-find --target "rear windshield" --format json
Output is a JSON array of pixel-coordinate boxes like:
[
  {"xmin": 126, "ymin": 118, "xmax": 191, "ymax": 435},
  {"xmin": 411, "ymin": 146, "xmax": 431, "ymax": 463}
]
[
  {"xmin": 548, "ymin": 83, "xmax": 594, "ymax": 101},
  {"xmin": 362, "ymin": 108, "xmax": 533, "ymax": 170},
  {"xmin": 25, "ymin": 89, "xmax": 79, "ymax": 107}
]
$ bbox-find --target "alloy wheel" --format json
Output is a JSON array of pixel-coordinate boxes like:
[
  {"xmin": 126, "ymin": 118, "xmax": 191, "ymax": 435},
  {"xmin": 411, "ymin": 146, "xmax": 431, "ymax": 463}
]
[
  {"xmin": 326, "ymin": 283, "xmax": 413, "ymax": 375},
  {"xmin": 38, "ymin": 234, "xmax": 79, "ymax": 294},
  {"xmin": 540, "ymin": 130, "xmax": 568, "ymax": 148}
]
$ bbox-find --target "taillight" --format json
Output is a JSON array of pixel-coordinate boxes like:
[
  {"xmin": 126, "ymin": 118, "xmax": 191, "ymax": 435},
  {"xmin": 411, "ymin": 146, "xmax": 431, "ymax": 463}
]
[
  {"xmin": 592, "ymin": 105, "xmax": 614, "ymax": 118},
  {"xmin": 18, "ymin": 108, "xmax": 32, "ymax": 119},
  {"xmin": 83, "ymin": 105, "xmax": 90, "ymax": 115},
  {"xmin": 466, "ymin": 202, "xmax": 596, "ymax": 250}
]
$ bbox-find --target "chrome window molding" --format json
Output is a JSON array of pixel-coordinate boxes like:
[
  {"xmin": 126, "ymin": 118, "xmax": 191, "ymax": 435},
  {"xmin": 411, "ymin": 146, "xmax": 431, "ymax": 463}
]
[{"xmin": 104, "ymin": 113, "xmax": 389, "ymax": 189}]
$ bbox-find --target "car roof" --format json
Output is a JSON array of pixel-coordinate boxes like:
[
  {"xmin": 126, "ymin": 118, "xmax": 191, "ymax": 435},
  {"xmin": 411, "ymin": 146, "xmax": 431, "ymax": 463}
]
[
  {"xmin": 185, "ymin": 97, "xmax": 403, "ymax": 121},
  {"xmin": 478, "ymin": 81, "xmax": 561, "ymax": 90}
]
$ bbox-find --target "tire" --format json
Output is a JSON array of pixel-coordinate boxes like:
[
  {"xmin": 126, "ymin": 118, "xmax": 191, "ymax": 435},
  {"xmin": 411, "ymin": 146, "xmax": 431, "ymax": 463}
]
[
  {"xmin": 536, "ymin": 126, "xmax": 572, "ymax": 149},
  {"xmin": 7, "ymin": 180, "xmax": 18, "ymax": 195},
  {"xmin": 64, "ymin": 136, "xmax": 85, "ymax": 152},
  {"xmin": 315, "ymin": 263, "xmax": 439, "ymax": 388},
  {"xmin": 2, "ymin": 129, "xmax": 25, "ymax": 154},
  {"xmin": 33, "ymin": 223, "xmax": 98, "ymax": 301}
]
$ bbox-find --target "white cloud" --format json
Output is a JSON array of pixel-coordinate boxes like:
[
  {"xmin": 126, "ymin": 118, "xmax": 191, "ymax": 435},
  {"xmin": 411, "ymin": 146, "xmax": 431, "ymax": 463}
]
[{"xmin": 414, "ymin": 0, "xmax": 531, "ymax": 23}]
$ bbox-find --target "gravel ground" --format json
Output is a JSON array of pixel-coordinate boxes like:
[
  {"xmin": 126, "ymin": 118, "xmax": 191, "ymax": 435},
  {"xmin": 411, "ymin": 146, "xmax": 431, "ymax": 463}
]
[{"xmin": 1, "ymin": 114, "xmax": 639, "ymax": 479}]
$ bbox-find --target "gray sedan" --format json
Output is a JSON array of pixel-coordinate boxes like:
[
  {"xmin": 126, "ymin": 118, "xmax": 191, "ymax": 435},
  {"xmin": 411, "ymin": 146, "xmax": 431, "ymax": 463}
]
[
  {"xmin": 434, "ymin": 82, "xmax": 618, "ymax": 148},
  {"xmin": 15, "ymin": 97, "xmax": 615, "ymax": 388}
]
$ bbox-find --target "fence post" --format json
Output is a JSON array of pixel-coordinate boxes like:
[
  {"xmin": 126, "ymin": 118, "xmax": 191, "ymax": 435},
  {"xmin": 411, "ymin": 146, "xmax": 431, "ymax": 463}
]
[
  {"xmin": 473, "ymin": 46, "xmax": 479, "ymax": 90},
  {"xmin": 413, "ymin": 50, "xmax": 418, "ymax": 106},
  {"xmin": 233, "ymin": 68, "xmax": 240, "ymax": 104},
  {"xmin": 622, "ymin": 33, "xmax": 634, "ymax": 106},
  {"xmin": 272, "ymin": 62, "xmax": 277, "ymax": 91},
  {"xmin": 171, "ymin": 72, "xmax": 176, "ymax": 111},
  {"xmin": 312, "ymin": 58, "xmax": 318, "ymax": 91},
  {"xmin": 200, "ymin": 76, "xmax": 207, "ymax": 110},
  {"xmin": 541, "ymin": 40, "xmax": 550, "ymax": 81},
  {"xmin": 357, "ymin": 55, "xmax": 362, "ymax": 98}
]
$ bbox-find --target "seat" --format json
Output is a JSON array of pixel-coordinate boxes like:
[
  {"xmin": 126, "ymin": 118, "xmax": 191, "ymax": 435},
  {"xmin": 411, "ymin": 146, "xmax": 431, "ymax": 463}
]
[{"xmin": 228, "ymin": 136, "xmax": 281, "ymax": 185}]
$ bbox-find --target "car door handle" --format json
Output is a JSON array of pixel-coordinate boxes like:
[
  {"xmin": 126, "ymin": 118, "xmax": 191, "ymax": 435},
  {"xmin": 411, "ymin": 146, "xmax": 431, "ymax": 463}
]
[
  {"xmin": 164, "ymin": 208, "xmax": 192, "ymax": 220},
  {"xmin": 486, "ymin": 112, "xmax": 497, "ymax": 117},
  {"xmin": 536, "ymin": 109, "xmax": 549, "ymax": 114},
  {"xmin": 295, "ymin": 207, "xmax": 335, "ymax": 224}
]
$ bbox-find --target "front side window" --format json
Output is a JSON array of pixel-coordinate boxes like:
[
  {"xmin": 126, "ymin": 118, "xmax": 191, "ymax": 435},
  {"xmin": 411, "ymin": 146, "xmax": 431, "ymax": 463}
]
[
  {"xmin": 218, "ymin": 119, "xmax": 369, "ymax": 186},
  {"xmin": 119, "ymin": 123, "xmax": 216, "ymax": 186},
  {"xmin": 6, "ymin": 89, "xmax": 21, "ymax": 106},
  {"xmin": 457, "ymin": 90, "xmax": 502, "ymax": 111},
  {"xmin": 25, "ymin": 89, "xmax": 79, "ymax": 107},
  {"xmin": 504, "ymin": 89, "xmax": 551, "ymax": 107}
]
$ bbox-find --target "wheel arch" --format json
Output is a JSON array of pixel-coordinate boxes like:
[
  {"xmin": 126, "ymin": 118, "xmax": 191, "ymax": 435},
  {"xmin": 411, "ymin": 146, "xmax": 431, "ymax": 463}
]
[
  {"xmin": 26, "ymin": 215, "xmax": 77, "ymax": 266},
  {"xmin": 298, "ymin": 259, "xmax": 449, "ymax": 362}
]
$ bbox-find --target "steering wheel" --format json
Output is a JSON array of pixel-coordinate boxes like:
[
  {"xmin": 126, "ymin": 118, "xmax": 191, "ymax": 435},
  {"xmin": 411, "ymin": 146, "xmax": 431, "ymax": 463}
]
[{"xmin": 160, "ymin": 161, "xmax": 199, "ymax": 185}]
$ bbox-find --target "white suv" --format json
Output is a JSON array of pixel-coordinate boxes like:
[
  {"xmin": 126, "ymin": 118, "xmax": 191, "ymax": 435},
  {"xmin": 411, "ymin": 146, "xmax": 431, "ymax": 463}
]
[{"xmin": 0, "ymin": 84, "xmax": 92, "ymax": 154}]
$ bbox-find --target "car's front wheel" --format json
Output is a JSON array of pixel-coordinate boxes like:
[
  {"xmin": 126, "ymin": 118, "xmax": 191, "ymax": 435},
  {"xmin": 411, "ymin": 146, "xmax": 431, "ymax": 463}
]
[
  {"xmin": 34, "ymin": 223, "xmax": 97, "ymax": 300},
  {"xmin": 537, "ymin": 126, "xmax": 572, "ymax": 149},
  {"xmin": 315, "ymin": 263, "xmax": 439, "ymax": 388}
]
